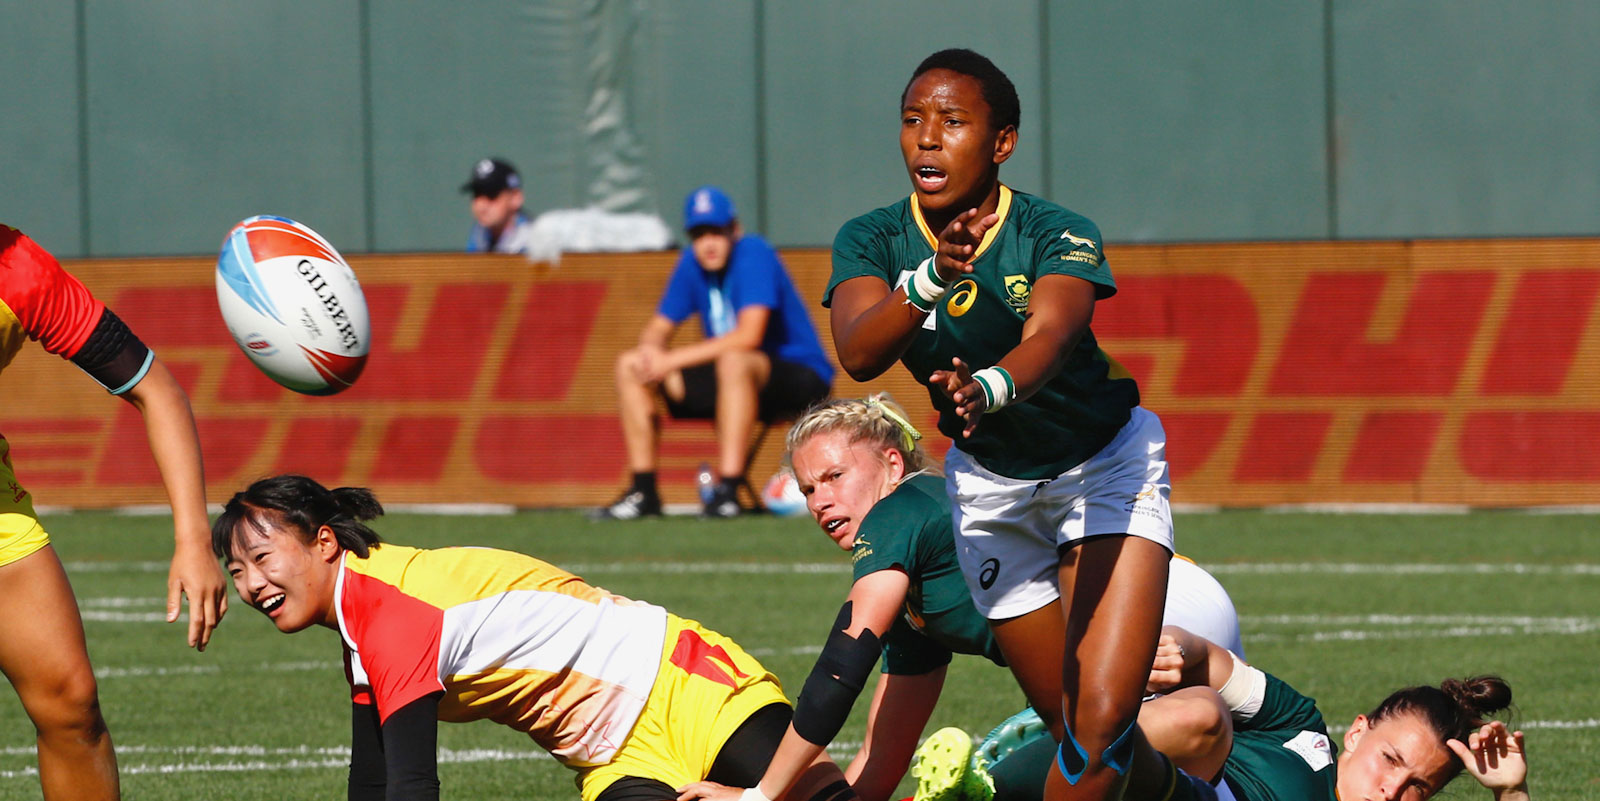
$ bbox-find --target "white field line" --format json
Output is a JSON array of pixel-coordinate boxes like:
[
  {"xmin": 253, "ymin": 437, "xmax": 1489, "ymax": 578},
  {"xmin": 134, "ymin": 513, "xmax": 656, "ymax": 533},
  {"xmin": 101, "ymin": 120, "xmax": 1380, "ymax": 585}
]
[
  {"xmin": 93, "ymin": 660, "xmax": 336, "ymax": 680},
  {"xmin": 0, "ymin": 746, "xmax": 547, "ymax": 779},
  {"xmin": 746, "ymin": 644, "xmax": 825, "ymax": 658},
  {"xmin": 79, "ymin": 597, "xmax": 163, "ymax": 608},
  {"xmin": 1244, "ymin": 614, "xmax": 1599, "ymax": 626},
  {"xmin": 64, "ymin": 560, "xmax": 1600, "ymax": 577},
  {"xmin": 1263, "ymin": 503, "xmax": 1471, "ymax": 515},
  {"xmin": 65, "ymin": 561, "xmax": 169, "ymax": 572},
  {"xmin": 1242, "ymin": 613, "xmax": 1600, "ymax": 642},
  {"xmin": 1205, "ymin": 563, "xmax": 1600, "ymax": 576}
]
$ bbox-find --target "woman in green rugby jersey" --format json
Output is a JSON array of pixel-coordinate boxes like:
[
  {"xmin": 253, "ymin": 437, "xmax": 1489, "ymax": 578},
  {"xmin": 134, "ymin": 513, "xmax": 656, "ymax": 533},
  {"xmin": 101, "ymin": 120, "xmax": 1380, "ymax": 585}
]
[
  {"xmin": 826, "ymin": 49, "xmax": 1171, "ymax": 801},
  {"xmin": 916, "ymin": 626, "xmax": 1531, "ymax": 801},
  {"xmin": 679, "ymin": 396, "xmax": 1244, "ymax": 801}
]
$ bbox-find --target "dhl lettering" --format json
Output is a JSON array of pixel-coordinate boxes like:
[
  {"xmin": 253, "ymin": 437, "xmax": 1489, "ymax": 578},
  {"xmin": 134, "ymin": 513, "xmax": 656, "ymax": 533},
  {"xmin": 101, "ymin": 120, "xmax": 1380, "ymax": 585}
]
[
  {"xmin": 1479, "ymin": 270, "xmax": 1600, "ymax": 396},
  {"xmin": 1, "ymin": 246, "xmax": 1595, "ymax": 508},
  {"xmin": 1268, "ymin": 271, "xmax": 1494, "ymax": 396},
  {"xmin": 1095, "ymin": 275, "xmax": 1257, "ymax": 397}
]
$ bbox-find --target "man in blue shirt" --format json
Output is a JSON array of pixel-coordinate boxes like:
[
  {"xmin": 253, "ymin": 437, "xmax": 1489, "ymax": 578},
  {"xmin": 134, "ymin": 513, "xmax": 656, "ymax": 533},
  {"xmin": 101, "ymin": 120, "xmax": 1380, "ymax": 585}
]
[{"xmin": 595, "ymin": 187, "xmax": 834, "ymax": 519}]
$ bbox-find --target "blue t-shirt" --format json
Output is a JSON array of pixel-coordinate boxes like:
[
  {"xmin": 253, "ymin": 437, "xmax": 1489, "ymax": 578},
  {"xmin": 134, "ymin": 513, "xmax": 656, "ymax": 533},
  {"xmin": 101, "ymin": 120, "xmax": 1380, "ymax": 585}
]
[
  {"xmin": 656, "ymin": 235, "xmax": 835, "ymax": 384},
  {"xmin": 466, "ymin": 213, "xmax": 531, "ymax": 254}
]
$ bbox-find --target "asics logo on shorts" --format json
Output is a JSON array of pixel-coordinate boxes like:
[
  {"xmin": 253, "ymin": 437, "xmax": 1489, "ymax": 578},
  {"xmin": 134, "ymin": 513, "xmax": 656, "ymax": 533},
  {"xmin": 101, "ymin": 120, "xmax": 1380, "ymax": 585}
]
[{"xmin": 979, "ymin": 558, "xmax": 1001, "ymax": 590}]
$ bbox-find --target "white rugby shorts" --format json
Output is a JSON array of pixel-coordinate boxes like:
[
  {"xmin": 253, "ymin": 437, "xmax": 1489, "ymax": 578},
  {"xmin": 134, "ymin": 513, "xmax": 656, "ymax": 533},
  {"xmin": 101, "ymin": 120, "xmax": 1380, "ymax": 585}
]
[{"xmin": 947, "ymin": 406, "xmax": 1175, "ymax": 620}]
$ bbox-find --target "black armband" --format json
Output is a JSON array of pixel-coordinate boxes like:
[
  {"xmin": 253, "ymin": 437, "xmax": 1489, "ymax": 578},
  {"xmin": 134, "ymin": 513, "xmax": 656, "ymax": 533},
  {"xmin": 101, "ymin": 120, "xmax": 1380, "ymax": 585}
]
[
  {"xmin": 70, "ymin": 308, "xmax": 153, "ymax": 395},
  {"xmin": 792, "ymin": 602, "xmax": 881, "ymax": 746}
]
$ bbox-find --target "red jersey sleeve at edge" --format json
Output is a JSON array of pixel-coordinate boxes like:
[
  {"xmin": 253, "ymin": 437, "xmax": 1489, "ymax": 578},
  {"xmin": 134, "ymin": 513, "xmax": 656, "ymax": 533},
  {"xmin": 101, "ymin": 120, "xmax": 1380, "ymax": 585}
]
[
  {"xmin": 340, "ymin": 571, "xmax": 447, "ymax": 724},
  {"xmin": 0, "ymin": 228, "xmax": 106, "ymax": 358}
]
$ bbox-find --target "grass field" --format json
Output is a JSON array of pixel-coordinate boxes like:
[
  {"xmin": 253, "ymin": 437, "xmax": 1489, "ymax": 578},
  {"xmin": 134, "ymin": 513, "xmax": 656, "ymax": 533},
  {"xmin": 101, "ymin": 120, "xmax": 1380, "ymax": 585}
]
[{"xmin": 1, "ymin": 509, "xmax": 1595, "ymax": 800}]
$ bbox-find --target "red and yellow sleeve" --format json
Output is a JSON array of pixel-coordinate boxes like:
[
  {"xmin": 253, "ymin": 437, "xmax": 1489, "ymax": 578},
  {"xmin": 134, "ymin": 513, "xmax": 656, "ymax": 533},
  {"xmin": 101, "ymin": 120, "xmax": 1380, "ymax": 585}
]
[
  {"xmin": 0, "ymin": 226, "xmax": 107, "ymax": 359},
  {"xmin": 340, "ymin": 571, "xmax": 447, "ymax": 723}
]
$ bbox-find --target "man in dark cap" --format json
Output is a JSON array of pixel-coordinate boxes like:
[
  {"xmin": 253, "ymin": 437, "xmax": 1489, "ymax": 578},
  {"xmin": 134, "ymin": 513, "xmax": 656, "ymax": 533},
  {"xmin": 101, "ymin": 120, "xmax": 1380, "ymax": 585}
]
[{"xmin": 462, "ymin": 157, "xmax": 533, "ymax": 254}]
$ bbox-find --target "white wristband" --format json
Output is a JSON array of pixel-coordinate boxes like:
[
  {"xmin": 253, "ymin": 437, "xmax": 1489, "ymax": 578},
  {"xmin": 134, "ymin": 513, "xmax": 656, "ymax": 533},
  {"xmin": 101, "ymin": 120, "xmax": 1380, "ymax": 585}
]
[
  {"xmin": 904, "ymin": 257, "xmax": 949, "ymax": 313},
  {"xmin": 738, "ymin": 785, "xmax": 774, "ymax": 801},
  {"xmin": 970, "ymin": 366, "xmax": 1015, "ymax": 413},
  {"xmin": 1217, "ymin": 652, "xmax": 1267, "ymax": 721}
]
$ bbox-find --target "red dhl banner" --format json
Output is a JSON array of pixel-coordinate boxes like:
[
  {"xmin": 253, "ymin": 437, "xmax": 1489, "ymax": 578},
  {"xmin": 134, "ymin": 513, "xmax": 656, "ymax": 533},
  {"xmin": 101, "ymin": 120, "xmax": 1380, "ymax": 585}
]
[{"xmin": 6, "ymin": 241, "xmax": 1600, "ymax": 509}]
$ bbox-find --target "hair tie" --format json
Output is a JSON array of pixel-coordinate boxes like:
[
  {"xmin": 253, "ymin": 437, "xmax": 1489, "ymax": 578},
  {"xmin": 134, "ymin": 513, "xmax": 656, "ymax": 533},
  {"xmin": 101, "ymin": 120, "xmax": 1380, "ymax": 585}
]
[{"xmin": 866, "ymin": 395, "xmax": 921, "ymax": 453}]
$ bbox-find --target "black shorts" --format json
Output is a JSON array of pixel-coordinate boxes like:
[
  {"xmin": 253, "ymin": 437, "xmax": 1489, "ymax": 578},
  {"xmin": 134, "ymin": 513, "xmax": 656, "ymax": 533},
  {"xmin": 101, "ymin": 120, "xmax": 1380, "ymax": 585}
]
[
  {"xmin": 593, "ymin": 703, "xmax": 792, "ymax": 801},
  {"xmin": 664, "ymin": 359, "xmax": 831, "ymax": 422}
]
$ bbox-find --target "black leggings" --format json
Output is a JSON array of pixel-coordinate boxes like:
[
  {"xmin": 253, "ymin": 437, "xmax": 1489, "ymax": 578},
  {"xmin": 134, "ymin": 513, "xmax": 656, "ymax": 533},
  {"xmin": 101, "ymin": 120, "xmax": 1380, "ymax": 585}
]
[{"xmin": 594, "ymin": 703, "xmax": 793, "ymax": 801}]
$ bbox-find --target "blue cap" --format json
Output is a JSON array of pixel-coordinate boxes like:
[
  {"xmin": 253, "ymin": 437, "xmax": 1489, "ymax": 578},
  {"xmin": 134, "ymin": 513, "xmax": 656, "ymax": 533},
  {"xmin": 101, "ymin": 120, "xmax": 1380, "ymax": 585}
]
[{"xmin": 683, "ymin": 186, "xmax": 737, "ymax": 230}]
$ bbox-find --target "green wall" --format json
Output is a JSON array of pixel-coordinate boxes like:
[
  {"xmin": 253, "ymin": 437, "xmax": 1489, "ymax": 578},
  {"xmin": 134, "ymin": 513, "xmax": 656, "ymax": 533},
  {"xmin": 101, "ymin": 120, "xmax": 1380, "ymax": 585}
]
[{"xmin": 4, "ymin": 0, "xmax": 1597, "ymax": 258}]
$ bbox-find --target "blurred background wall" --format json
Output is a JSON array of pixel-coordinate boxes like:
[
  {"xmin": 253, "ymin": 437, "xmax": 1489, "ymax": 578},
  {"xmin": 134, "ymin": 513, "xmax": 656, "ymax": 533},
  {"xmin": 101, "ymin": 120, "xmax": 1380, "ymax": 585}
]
[{"xmin": 5, "ymin": 0, "xmax": 1598, "ymax": 259}]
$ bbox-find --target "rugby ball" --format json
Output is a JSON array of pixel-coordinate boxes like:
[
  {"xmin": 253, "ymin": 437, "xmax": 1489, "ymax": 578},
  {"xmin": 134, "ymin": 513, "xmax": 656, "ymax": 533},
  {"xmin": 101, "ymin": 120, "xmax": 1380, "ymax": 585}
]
[
  {"xmin": 761, "ymin": 469, "xmax": 809, "ymax": 517},
  {"xmin": 216, "ymin": 216, "xmax": 370, "ymax": 395}
]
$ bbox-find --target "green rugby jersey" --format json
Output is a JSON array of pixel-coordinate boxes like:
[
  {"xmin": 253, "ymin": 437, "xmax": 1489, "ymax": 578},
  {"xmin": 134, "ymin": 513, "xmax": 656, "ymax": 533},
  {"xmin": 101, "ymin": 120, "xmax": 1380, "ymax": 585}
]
[
  {"xmin": 849, "ymin": 474, "xmax": 1005, "ymax": 674},
  {"xmin": 1220, "ymin": 673, "xmax": 1339, "ymax": 801},
  {"xmin": 828, "ymin": 186, "xmax": 1140, "ymax": 479}
]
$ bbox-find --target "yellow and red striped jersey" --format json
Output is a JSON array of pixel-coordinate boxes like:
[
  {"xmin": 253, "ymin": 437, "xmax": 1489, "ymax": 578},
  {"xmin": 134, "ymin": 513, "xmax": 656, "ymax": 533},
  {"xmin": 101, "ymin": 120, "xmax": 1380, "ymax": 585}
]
[
  {"xmin": 335, "ymin": 544, "xmax": 668, "ymax": 767},
  {"xmin": 0, "ymin": 226, "xmax": 107, "ymax": 375}
]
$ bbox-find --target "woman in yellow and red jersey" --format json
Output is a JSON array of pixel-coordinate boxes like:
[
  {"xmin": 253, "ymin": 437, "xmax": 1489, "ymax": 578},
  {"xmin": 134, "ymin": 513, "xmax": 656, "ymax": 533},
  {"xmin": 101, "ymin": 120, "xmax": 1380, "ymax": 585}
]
[
  {"xmin": 0, "ymin": 226, "xmax": 227, "ymax": 800},
  {"xmin": 212, "ymin": 474, "xmax": 855, "ymax": 801}
]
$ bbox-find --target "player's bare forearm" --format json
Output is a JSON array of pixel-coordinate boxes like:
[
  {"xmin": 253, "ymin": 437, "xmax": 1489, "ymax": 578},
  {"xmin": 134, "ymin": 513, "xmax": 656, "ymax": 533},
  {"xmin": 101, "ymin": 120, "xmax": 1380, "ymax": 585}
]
[
  {"xmin": 993, "ymin": 274, "xmax": 1096, "ymax": 404},
  {"xmin": 851, "ymin": 669, "xmax": 946, "ymax": 801},
  {"xmin": 742, "ymin": 727, "xmax": 825, "ymax": 801},
  {"xmin": 122, "ymin": 357, "xmax": 227, "ymax": 648},
  {"xmin": 123, "ymin": 359, "xmax": 208, "ymax": 535},
  {"xmin": 830, "ymin": 276, "xmax": 927, "ymax": 381}
]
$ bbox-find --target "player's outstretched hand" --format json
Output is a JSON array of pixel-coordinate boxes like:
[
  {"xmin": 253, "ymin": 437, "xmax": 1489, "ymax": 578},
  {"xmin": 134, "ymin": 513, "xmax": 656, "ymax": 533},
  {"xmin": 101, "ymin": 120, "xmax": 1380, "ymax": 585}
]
[
  {"xmin": 934, "ymin": 208, "xmax": 999, "ymax": 282},
  {"xmin": 1447, "ymin": 721, "xmax": 1529, "ymax": 800},
  {"xmin": 930, "ymin": 357, "xmax": 986, "ymax": 437},
  {"xmin": 168, "ymin": 533, "xmax": 227, "ymax": 651},
  {"xmin": 675, "ymin": 780, "xmax": 742, "ymax": 801}
]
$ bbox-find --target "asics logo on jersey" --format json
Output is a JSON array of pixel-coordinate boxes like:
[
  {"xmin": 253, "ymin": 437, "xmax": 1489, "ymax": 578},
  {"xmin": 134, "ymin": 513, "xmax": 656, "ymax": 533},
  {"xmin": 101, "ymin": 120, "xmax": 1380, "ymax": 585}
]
[
  {"xmin": 978, "ymin": 558, "xmax": 1001, "ymax": 590},
  {"xmin": 1059, "ymin": 230, "xmax": 1097, "ymax": 249},
  {"xmin": 947, "ymin": 279, "xmax": 979, "ymax": 317}
]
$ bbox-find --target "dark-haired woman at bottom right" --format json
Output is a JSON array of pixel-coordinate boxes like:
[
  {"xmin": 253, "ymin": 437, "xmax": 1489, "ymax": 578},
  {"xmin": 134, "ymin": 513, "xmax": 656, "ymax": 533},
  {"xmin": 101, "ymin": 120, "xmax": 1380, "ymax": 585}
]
[{"xmin": 915, "ymin": 625, "xmax": 1531, "ymax": 801}]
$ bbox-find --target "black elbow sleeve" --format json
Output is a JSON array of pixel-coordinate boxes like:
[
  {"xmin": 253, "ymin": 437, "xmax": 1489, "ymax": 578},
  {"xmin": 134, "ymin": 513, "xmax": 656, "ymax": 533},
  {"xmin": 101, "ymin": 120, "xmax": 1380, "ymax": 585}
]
[
  {"xmin": 70, "ymin": 308, "xmax": 153, "ymax": 395},
  {"xmin": 792, "ymin": 602, "xmax": 882, "ymax": 746}
]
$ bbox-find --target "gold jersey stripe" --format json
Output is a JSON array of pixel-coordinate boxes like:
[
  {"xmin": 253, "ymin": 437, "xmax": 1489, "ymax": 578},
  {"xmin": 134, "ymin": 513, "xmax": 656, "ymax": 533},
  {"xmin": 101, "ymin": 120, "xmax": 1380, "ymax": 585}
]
[{"xmin": 910, "ymin": 184, "xmax": 1014, "ymax": 263}]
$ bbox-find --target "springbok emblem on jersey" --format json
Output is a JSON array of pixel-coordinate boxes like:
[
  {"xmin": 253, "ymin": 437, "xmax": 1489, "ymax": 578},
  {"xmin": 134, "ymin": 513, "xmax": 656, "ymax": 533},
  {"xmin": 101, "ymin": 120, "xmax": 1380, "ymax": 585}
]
[
  {"xmin": 1003, "ymin": 274, "xmax": 1030, "ymax": 311},
  {"xmin": 1060, "ymin": 229, "xmax": 1097, "ymax": 248}
]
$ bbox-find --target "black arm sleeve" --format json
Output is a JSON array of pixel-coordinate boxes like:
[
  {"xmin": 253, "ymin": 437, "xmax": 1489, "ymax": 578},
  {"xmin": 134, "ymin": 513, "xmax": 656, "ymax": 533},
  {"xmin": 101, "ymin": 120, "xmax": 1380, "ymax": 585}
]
[
  {"xmin": 792, "ymin": 601, "xmax": 882, "ymax": 746},
  {"xmin": 349, "ymin": 702, "xmax": 387, "ymax": 801},
  {"xmin": 69, "ymin": 308, "xmax": 153, "ymax": 394},
  {"xmin": 379, "ymin": 692, "xmax": 442, "ymax": 801}
]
